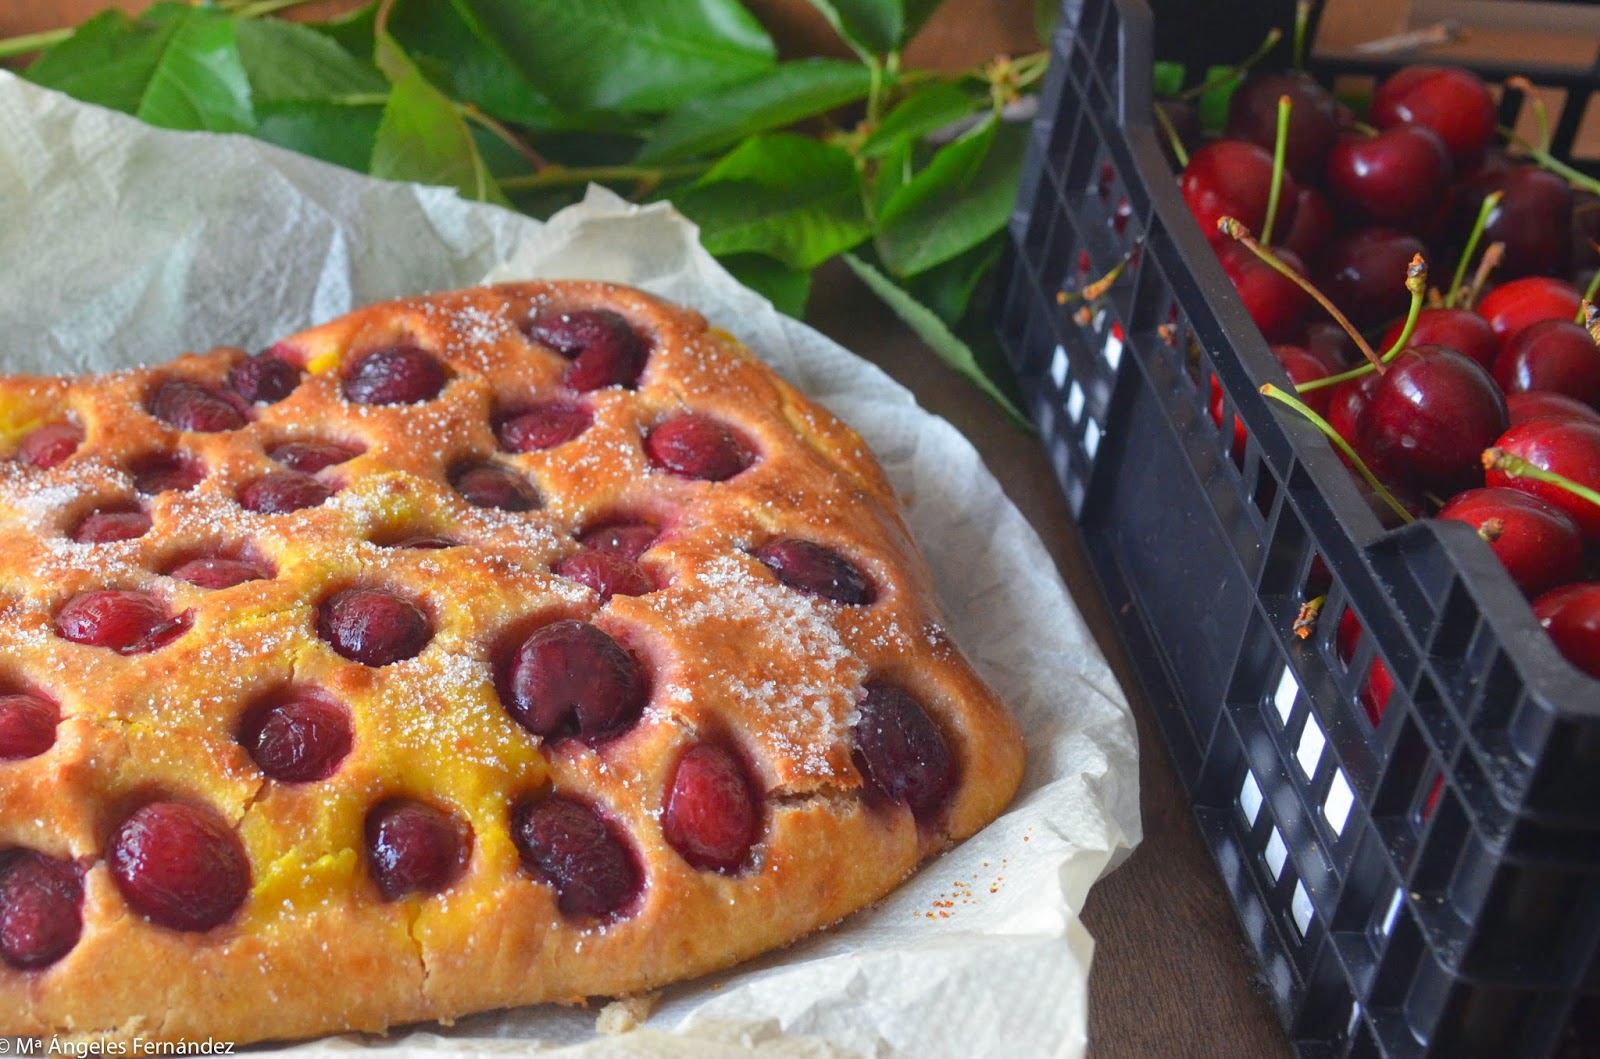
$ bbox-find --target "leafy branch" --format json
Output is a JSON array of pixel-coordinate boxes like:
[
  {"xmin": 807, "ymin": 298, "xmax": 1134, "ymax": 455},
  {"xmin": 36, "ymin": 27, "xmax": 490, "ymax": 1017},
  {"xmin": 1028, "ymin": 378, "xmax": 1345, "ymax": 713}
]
[{"xmin": 2, "ymin": 0, "xmax": 1045, "ymax": 426}]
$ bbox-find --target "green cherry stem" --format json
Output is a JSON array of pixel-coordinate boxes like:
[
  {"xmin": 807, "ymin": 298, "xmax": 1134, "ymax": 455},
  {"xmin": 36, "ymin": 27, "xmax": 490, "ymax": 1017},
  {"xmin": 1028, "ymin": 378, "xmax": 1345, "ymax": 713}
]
[
  {"xmin": 1152, "ymin": 102, "xmax": 1190, "ymax": 167},
  {"xmin": 1261, "ymin": 94, "xmax": 1292, "ymax": 246},
  {"xmin": 1263, "ymin": 384, "xmax": 1414, "ymax": 523},
  {"xmin": 1296, "ymin": 255, "xmax": 1428, "ymax": 393},
  {"xmin": 1178, "ymin": 28, "xmax": 1283, "ymax": 101},
  {"xmin": 1293, "ymin": 0, "xmax": 1313, "ymax": 70},
  {"xmin": 1447, "ymin": 190, "xmax": 1502, "ymax": 308},
  {"xmin": 1507, "ymin": 76, "xmax": 1551, "ymax": 153},
  {"xmin": 1500, "ymin": 128, "xmax": 1600, "ymax": 198},
  {"xmin": 1484, "ymin": 448, "xmax": 1600, "ymax": 512}
]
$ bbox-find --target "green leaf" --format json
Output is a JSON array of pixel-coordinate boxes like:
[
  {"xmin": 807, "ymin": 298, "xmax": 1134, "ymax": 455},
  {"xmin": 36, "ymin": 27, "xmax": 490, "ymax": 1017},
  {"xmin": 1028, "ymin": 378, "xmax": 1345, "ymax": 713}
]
[
  {"xmin": 906, "ymin": 231, "xmax": 1003, "ymax": 323},
  {"xmin": 309, "ymin": 1, "xmax": 378, "ymax": 57},
  {"xmin": 844, "ymin": 252, "xmax": 1027, "ymax": 425},
  {"xmin": 875, "ymin": 116, "xmax": 1026, "ymax": 276},
  {"xmin": 1152, "ymin": 61, "xmax": 1185, "ymax": 98},
  {"xmin": 718, "ymin": 253, "xmax": 812, "ymax": 317},
  {"xmin": 904, "ymin": 0, "xmax": 944, "ymax": 42},
  {"xmin": 457, "ymin": 0, "xmax": 775, "ymax": 113},
  {"xmin": 371, "ymin": 34, "xmax": 507, "ymax": 206},
  {"xmin": 860, "ymin": 81, "xmax": 976, "ymax": 158},
  {"xmin": 803, "ymin": 0, "xmax": 902, "ymax": 58},
  {"xmin": 675, "ymin": 134, "xmax": 870, "ymax": 271},
  {"xmin": 1196, "ymin": 63, "xmax": 1239, "ymax": 132},
  {"xmin": 254, "ymin": 99, "xmax": 382, "ymax": 171},
  {"xmin": 870, "ymin": 133, "xmax": 914, "ymax": 218},
  {"xmin": 26, "ymin": 4, "xmax": 253, "ymax": 133},
  {"xmin": 235, "ymin": 19, "xmax": 384, "ymax": 105},
  {"xmin": 640, "ymin": 60, "xmax": 870, "ymax": 163}
]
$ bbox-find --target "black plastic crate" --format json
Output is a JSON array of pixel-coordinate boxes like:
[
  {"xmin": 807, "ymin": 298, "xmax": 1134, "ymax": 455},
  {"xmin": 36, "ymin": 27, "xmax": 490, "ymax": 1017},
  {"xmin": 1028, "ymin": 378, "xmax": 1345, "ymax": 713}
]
[{"xmin": 997, "ymin": 1, "xmax": 1600, "ymax": 1055}]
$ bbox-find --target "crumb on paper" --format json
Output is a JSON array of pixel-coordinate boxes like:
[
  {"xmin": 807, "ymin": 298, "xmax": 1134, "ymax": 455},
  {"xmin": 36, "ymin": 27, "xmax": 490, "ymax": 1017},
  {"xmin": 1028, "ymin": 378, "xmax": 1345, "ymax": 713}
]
[{"xmin": 596, "ymin": 992, "xmax": 660, "ymax": 1035}]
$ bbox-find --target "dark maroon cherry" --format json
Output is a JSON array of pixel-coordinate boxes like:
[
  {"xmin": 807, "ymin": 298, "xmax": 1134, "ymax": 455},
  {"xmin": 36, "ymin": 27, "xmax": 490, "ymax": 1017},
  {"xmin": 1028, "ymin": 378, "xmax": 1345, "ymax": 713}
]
[
  {"xmin": 1486, "ymin": 418, "xmax": 1600, "ymax": 542},
  {"xmin": 317, "ymin": 588, "xmax": 432, "ymax": 666},
  {"xmin": 1300, "ymin": 319, "xmax": 1359, "ymax": 371},
  {"xmin": 1326, "ymin": 124, "xmax": 1452, "ymax": 230},
  {"xmin": 500, "ymin": 620, "xmax": 646, "ymax": 740},
  {"xmin": 1316, "ymin": 228, "xmax": 1429, "ymax": 330},
  {"xmin": 129, "ymin": 454, "xmax": 202, "ymax": 495},
  {"xmin": 553, "ymin": 551, "xmax": 653, "ymax": 601},
  {"xmin": 1438, "ymin": 487, "xmax": 1584, "ymax": 597},
  {"xmin": 17, "ymin": 422, "xmax": 83, "ymax": 469},
  {"xmin": 449, "ymin": 463, "xmax": 540, "ymax": 512},
  {"xmin": 0, "ymin": 851, "xmax": 82, "ymax": 969},
  {"xmin": 1380, "ymin": 308, "xmax": 1497, "ymax": 370},
  {"xmin": 70, "ymin": 507, "xmax": 151, "ymax": 544},
  {"xmin": 1506, "ymin": 391, "xmax": 1600, "ymax": 427},
  {"xmin": 496, "ymin": 403, "xmax": 592, "ymax": 452},
  {"xmin": 1477, "ymin": 277, "xmax": 1584, "ymax": 347},
  {"xmin": 512, "ymin": 795, "xmax": 640, "ymax": 918},
  {"xmin": 168, "ymin": 556, "xmax": 270, "ymax": 590},
  {"xmin": 1531, "ymin": 582, "xmax": 1600, "ymax": 679},
  {"xmin": 1181, "ymin": 139, "xmax": 1298, "ymax": 247},
  {"xmin": 341, "ymin": 346, "xmax": 445, "ymax": 405},
  {"xmin": 645, "ymin": 414, "xmax": 754, "ymax": 481},
  {"xmin": 1493, "ymin": 319, "xmax": 1600, "ymax": 408},
  {"xmin": 1281, "ymin": 186, "xmax": 1335, "ymax": 262},
  {"xmin": 109, "ymin": 802, "xmax": 249, "ymax": 932},
  {"xmin": 364, "ymin": 800, "xmax": 468, "ymax": 900},
  {"xmin": 147, "ymin": 380, "xmax": 247, "ymax": 433},
  {"xmin": 0, "ymin": 693, "xmax": 57, "ymax": 760},
  {"xmin": 228, "ymin": 353, "xmax": 301, "ymax": 405},
  {"xmin": 1217, "ymin": 241, "xmax": 1312, "ymax": 343},
  {"xmin": 577, "ymin": 522, "xmax": 658, "ymax": 560},
  {"xmin": 851, "ymin": 683, "xmax": 955, "ymax": 822},
  {"xmin": 524, "ymin": 309, "xmax": 647, "ymax": 392},
  {"xmin": 1226, "ymin": 71, "xmax": 1340, "ymax": 184},
  {"xmin": 238, "ymin": 471, "xmax": 333, "ymax": 514},
  {"xmin": 1372, "ymin": 66, "xmax": 1496, "ymax": 167},
  {"xmin": 1359, "ymin": 344, "xmax": 1508, "ymax": 494},
  {"xmin": 663, "ymin": 743, "xmax": 759, "ymax": 873},
  {"xmin": 754, "ymin": 539, "xmax": 874, "ymax": 605},
  {"xmin": 267, "ymin": 440, "xmax": 363, "ymax": 474},
  {"xmin": 1459, "ymin": 166, "xmax": 1574, "ymax": 280},
  {"xmin": 239, "ymin": 693, "xmax": 352, "ymax": 782},
  {"xmin": 54, "ymin": 591, "xmax": 189, "ymax": 654}
]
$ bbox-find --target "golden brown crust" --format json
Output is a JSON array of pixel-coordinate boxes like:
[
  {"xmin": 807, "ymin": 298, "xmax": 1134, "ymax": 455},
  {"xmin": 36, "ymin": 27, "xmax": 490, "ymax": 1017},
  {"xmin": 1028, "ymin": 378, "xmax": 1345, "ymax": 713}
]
[{"xmin": 0, "ymin": 282, "xmax": 1024, "ymax": 1044}]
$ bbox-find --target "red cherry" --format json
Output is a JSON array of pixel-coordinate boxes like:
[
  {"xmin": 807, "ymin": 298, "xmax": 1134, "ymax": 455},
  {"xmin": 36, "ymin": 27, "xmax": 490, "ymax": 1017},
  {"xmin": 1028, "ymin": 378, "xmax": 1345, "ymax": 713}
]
[
  {"xmin": 1217, "ymin": 241, "xmax": 1312, "ymax": 343},
  {"xmin": 1380, "ymin": 308, "xmax": 1497, "ymax": 370},
  {"xmin": 364, "ymin": 801, "xmax": 469, "ymax": 900},
  {"xmin": 70, "ymin": 507, "xmax": 151, "ymax": 544},
  {"xmin": 449, "ymin": 462, "xmax": 540, "ymax": 512},
  {"xmin": 228, "ymin": 353, "xmax": 301, "ymax": 405},
  {"xmin": 1317, "ymin": 228, "xmax": 1428, "ymax": 330},
  {"xmin": 168, "ymin": 557, "xmax": 271, "ymax": 590},
  {"xmin": 1371, "ymin": 66, "xmax": 1497, "ymax": 167},
  {"xmin": 129, "ymin": 453, "xmax": 203, "ymax": 495},
  {"xmin": 341, "ymin": 346, "xmax": 445, "ymax": 405},
  {"xmin": 1210, "ymin": 346, "xmax": 1331, "ymax": 461},
  {"xmin": 109, "ymin": 802, "xmax": 249, "ymax": 932},
  {"xmin": 238, "ymin": 471, "xmax": 333, "ymax": 514},
  {"xmin": 1531, "ymin": 583, "xmax": 1600, "ymax": 679},
  {"xmin": 753, "ymin": 538, "xmax": 875, "ymax": 605},
  {"xmin": 1486, "ymin": 418, "xmax": 1600, "ymax": 542},
  {"xmin": 1299, "ymin": 319, "xmax": 1359, "ymax": 371},
  {"xmin": 317, "ymin": 588, "xmax": 432, "ymax": 666},
  {"xmin": 1359, "ymin": 344, "xmax": 1508, "ymax": 494},
  {"xmin": 1334, "ymin": 611, "xmax": 1393, "ymax": 724},
  {"xmin": 1226, "ymin": 71, "xmax": 1340, "ymax": 184},
  {"xmin": 378, "ymin": 533, "xmax": 459, "ymax": 550},
  {"xmin": 0, "ymin": 851, "xmax": 82, "ymax": 969},
  {"xmin": 645, "ymin": 414, "xmax": 755, "ymax": 481},
  {"xmin": 0, "ymin": 693, "xmax": 57, "ymax": 760},
  {"xmin": 851, "ymin": 683, "xmax": 955, "ymax": 821},
  {"xmin": 577, "ymin": 522, "xmax": 658, "ymax": 560},
  {"xmin": 54, "ymin": 591, "xmax": 189, "ymax": 654},
  {"xmin": 1477, "ymin": 277, "xmax": 1583, "ymax": 346},
  {"xmin": 512, "ymin": 796, "xmax": 640, "ymax": 918},
  {"xmin": 496, "ymin": 403, "xmax": 592, "ymax": 452},
  {"xmin": 1437, "ymin": 487, "xmax": 1584, "ymax": 597},
  {"xmin": 499, "ymin": 620, "xmax": 646, "ymax": 740},
  {"xmin": 17, "ymin": 422, "xmax": 83, "ymax": 469},
  {"xmin": 1493, "ymin": 320, "xmax": 1600, "ymax": 408},
  {"xmin": 524, "ymin": 309, "xmax": 648, "ymax": 392},
  {"xmin": 1181, "ymin": 140, "xmax": 1299, "ymax": 247},
  {"xmin": 267, "ymin": 440, "xmax": 363, "ymax": 474},
  {"xmin": 239, "ymin": 693, "xmax": 352, "ymax": 782},
  {"xmin": 1280, "ymin": 186, "xmax": 1335, "ymax": 262},
  {"xmin": 663, "ymin": 743, "xmax": 759, "ymax": 873},
  {"xmin": 147, "ymin": 380, "xmax": 248, "ymax": 433},
  {"xmin": 1328, "ymin": 372, "xmax": 1384, "ymax": 468},
  {"xmin": 1506, "ymin": 391, "xmax": 1600, "ymax": 427},
  {"xmin": 1459, "ymin": 166, "xmax": 1573, "ymax": 280},
  {"xmin": 1325, "ymin": 125, "xmax": 1452, "ymax": 230},
  {"xmin": 552, "ymin": 550, "xmax": 653, "ymax": 601}
]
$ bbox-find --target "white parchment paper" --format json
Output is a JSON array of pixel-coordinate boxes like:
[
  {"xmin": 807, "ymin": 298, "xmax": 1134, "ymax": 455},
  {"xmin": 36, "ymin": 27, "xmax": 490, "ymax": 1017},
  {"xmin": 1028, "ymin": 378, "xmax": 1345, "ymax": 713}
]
[{"xmin": 0, "ymin": 70, "xmax": 1140, "ymax": 1059}]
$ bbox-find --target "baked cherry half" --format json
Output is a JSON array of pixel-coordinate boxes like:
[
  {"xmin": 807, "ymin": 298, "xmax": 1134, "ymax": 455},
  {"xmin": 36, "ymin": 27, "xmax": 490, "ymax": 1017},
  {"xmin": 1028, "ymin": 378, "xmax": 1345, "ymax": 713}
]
[
  {"xmin": 317, "ymin": 588, "xmax": 433, "ymax": 666},
  {"xmin": 238, "ymin": 471, "xmax": 334, "ymax": 515},
  {"xmin": 0, "ymin": 693, "xmax": 59, "ymax": 761},
  {"xmin": 577, "ymin": 521, "xmax": 659, "ymax": 560},
  {"xmin": 238, "ymin": 691, "xmax": 353, "ymax": 783},
  {"xmin": 645, "ymin": 414, "xmax": 754, "ymax": 481},
  {"xmin": 552, "ymin": 550, "xmax": 653, "ymax": 601},
  {"xmin": 267, "ymin": 439, "xmax": 364, "ymax": 474},
  {"xmin": 17, "ymin": 421, "xmax": 83, "ymax": 470},
  {"xmin": 108, "ymin": 802, "xmax": 250, "ymax": 932},
  {"xmin": 449, "ymin": 462, "xmax": 541, "ymax": 512},
  {"xmin": 663, "ymin": 743, "xmax": 760, "ymax": 873},
  {"xmin": 167, "ymin": 556, "xmax": 273, "ymax": 590},
  {"xmin": 341, "ymin": 346, "xmax": 446, "ymax": 405},
  {"xmin": 851, "ymin": 683, "xmax": 955, "ymax": 822},
  {"xmin": 228, "ymin": 352, "xmax": 302, "ymax": 405},
  {"xmin": 0, "ymin": 850, "xmax": 83, "ymax": 969},
  {"xmin": 69, "ymin": 505, "xmax": 152, "ymax": 544},
  {"xmin": 54, "ymin": 590, "xmax": 191, "ymax": 654},
  {"xmin": 754, "ymin": 539, "xmax": 874, "ymax": 605},
  {"xmin": 364, "ymin": 800, "xmax": 470, "ymax": 901},
  {"xmin": 512, "ymin": 795, "xmax": 641, "ymax": 919},
  {"xmin": 146, "ymin": 379, "xmax": 248, "ymax": 433},
  {"xmin": 496, "ymin": 402, "xmax": 592, "ymax": 452},
  {"xmin": 499, "ymin": 619, "xmax": 647, "ymax": 740},
  {"xmin": 128, "ymin": 453, "xmax": 203, "ymax": 495},
  {"xmin": 523, "ymin": 309, "xmax": 648, "ymax": 392}
]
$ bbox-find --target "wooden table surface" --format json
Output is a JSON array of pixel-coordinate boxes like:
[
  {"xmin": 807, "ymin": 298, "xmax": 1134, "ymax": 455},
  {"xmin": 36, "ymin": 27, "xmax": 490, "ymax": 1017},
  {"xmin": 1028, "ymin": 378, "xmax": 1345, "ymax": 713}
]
[{"xmin": 0, "ymin": 2, "xmax": 1293, "ymax": 1055}]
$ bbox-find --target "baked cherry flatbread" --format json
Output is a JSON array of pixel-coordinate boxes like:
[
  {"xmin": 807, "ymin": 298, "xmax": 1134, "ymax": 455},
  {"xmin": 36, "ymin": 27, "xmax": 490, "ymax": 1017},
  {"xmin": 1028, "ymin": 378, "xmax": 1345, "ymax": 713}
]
[{"xmin": 0, "ymin": 282, "xmax": 1024, "ymax": 1044}]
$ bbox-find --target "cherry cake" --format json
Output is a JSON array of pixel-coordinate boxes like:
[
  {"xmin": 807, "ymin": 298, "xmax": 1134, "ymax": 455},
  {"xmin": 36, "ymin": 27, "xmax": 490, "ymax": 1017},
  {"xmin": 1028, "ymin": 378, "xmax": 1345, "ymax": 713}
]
[{"xmin": 0, "ymin": 282, "xmax": 1024, "ymax": 1044}]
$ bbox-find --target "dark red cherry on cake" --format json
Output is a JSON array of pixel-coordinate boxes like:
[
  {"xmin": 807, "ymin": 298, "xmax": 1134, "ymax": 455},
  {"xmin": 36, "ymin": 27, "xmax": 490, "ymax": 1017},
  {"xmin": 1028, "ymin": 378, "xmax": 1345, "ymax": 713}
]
[
  {"xmin": 553, "ymin": 550, "xmax": 653, "ymax": 601},
  {"xmin": 147, "ymin": 380, "xmax": 247, "ymax": 433},
  {"xmin": 851, "ymin": 683, "xmax": 955, "ymax": 822},
  {"xmin": 365, "ymin": 801, "xmax": 468, "ymax": 900},
  {"xmin": 1380, "ymin": 308, "xmax": 1497, "ymax": 370},
  {"xmin": 17, "ymin": 422, "xmax": 82, "ymax": 469},
  {"xmin": 512, "ymin": 796, "xmax": 640, "ymax": 918},
  {"xmin": 1437, "ymin": 487, "xmax": 1584, "ymax": 597},
  {"xmin": 1371, "ymin": 65, "xmax": 1497, "ymax": 167},
  {"xmin": 524, "ymin": 309, "xmax": 648, "ymax": 392},
  {"xmin": 1181, "ymin": 139, "xmax": 1298, "ymax": 247},
  {"xmin": 663, "ymin": 743, "xmax": 759, "ymax": 873},
  {"xmin": 496, "ymin": 403, "xmax": 592, "ymax": 452},
  {"xmin": 70, "ymin": 506, "xmax": 151, "ymax": 544},
  {"xmin": 54, "ymin": 590, "xmax": 188, "ymax": 654},
  {"xmin": 1225, "ymin": 71, "xmax": 1340, "ymax": 184},
  {"xmin": 239, "ymin": 471, "xmax": 333, "ymax": 514},
  {"xmin": 0, "ymin": 851, "xmax": 82, "ymax": 969},
  {"xmin": 240, "ymin": 693, "xmax": 352, "ymax": 782},
  {"xmin": 1459, "ymin": 166, "xmax": 1573, "ymax": 279},
  {"xmin": 341, "ymin": 346, "xmax": 445, "ymax": 405},
  {"xmin": 169, "ymin": 556, "xmax": 270, "ymax": 590},
  {"xmin": 1358, "ymin": 344, "xmax": 1508, "ymax": 495},
  {"xmin": 1317, "ymin": 228, "xmax": 1428, "ymax": 330},
  {"xmin": 109, "ymin": 802, "xmax": 249, "ymax": 932},
  {"xmin": 1217, "ymin": 241, "xmax": 1312, "ymax": 343},
  {"xmin": 499, "ymin": 620, "xmax": 646, "ymax": 740},
  {"xmin": 1477, "ymin": 277, "xmax": 1583, "ymax": 346},
  {"xmin": 578, "ymin": 522, "xmax": 658, "ymax": 560},
  {"xmin": 645, "ymin": 414, "xmax": 754, "ymax": 481},
  {"xmin": 267, "ymin": 440, "xmax": 363, "ymax": 474},
  {"xmin": 1325, "ymin": 124, "xmax": 1452, "ymax": 230},
  {"xmin": 1486, "ymin": 418, "xmax": 1600, "ymax": 542},
  {"xmin": 130, "ymin": 454, "xmax": 202, "ymax": 495},
  {"xmin": 228, "ymin": 353, "xmax": 301, "ymax": 405},
  {"xmin": 1531, "ymin": 582, "xmax": 1600, "ymax": 679},
  {"xmin": 450, "ymin": 463, "xmax": 540, "ymax": 512},
  {"xmin": 754, "ymin": 539, "xmax": 874, "ymax": 605},
  {"xmin": 1506, "ymin": 391, "xmax": 1600, "ymax": 427},
  {"xmin": 1493, "ymin": 320, "xmax": 1600, "ymax": 408},
  {"xmin": 317, "ymin": 588, "xmax": 432, "ymax": 666},
  {"xmin": 0, "ymin": 693, "xmax": 57, "ymax": 760}
]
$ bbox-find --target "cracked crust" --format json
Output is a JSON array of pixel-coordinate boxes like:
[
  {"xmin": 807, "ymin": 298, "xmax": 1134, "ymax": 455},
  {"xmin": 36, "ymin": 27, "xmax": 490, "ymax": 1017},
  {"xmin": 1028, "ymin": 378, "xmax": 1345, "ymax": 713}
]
[{"xmin": 0, "ymin": 282, "xmax": 1024, "ymax": 1044}]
